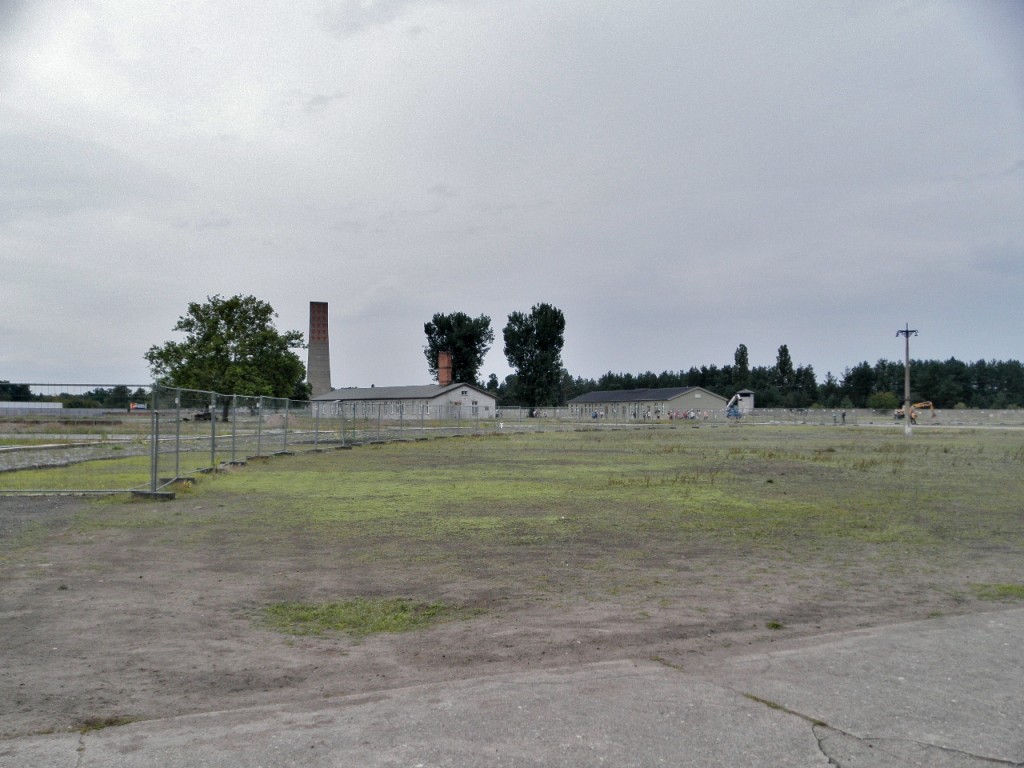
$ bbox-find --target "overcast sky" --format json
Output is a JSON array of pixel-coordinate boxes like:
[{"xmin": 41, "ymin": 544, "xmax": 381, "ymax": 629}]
[{"xmin": 2, "ymin": 1, "xmax": 1022, "ymax": 390}]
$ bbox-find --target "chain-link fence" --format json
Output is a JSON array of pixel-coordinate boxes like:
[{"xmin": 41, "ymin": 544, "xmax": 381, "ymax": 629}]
[
  {"xmin": 146, "ymin": 386, "xmax": 533, "ymax": 494},
  {"xmin": 0, "ymin": 384, "xmax": 594, "ymax": 496},
  {"xmin": 0, "ymin": 383, "xmax": 153, "ymax": 494},
  {"xmin": 3, "ymin": 383, "xmax": 1023, "ymax": 496}
]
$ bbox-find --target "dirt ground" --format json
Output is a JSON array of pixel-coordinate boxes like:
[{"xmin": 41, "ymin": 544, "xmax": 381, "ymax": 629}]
[{"xmin": 1, "ymin": 491, "xmax": 1021, "ymax": 740}]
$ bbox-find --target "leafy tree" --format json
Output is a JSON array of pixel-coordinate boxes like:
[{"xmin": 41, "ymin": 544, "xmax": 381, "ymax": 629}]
[
  {"xmin": 819, "ymin": 371, "xmax": 841, "ymax": 407},
  {"xmin": 502, "ymin": 303, "xmax": 566, "ymax": 410},
  {"xmin": 560, "ymin": 370, "xmax": 590, "ymax": 403},
  {"xmin": 733, "ymin": 344, "xmax": 750, "ymax": 390},
  {"xmin": 841, "ymin": 362, "xmax": 874, "ymax": 407},
  {"xmin": 788, "ymin": 364, "xmax": 817, "ymax": 407},
  {"xmin": 0, "ymin": 381, "xmax": 33, "ymax": 401},
  {"xmin": 79, "ymin": 385, "xmax": 133, "ymax": 408},
  {"xmin": 423, "ymin": 312, "xmax": 494, "ymax": 386},
  {"xmin": 60, "ymin": 394, "xmax": 102, "ymax": 409},
  {"xmin": 866, "ymin": 391, "xmax": 899, "ymax": 410},
  {"xmin": 773, "ymin": 344, "xmax": 795, "ymax": 391},
  {"xmin": 145, "ymin": 295, "xmax": 309, "ymax": 401},
  {"xmin": 496, "ymin": 373, "xmax": 519, "ymax": 406}
]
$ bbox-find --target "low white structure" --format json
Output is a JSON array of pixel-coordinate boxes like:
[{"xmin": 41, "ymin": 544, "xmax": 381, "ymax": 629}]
[
  {"xmin": 0, "ymin": 401, "xmax": 63, "ymax": 412},
  {"xmin": 568, "ymin": 387, "xmax": 728, "ymax": 420},
  {"xmin": 311, "ymin": 383, "xmax": 496, "ymax": 420},
  {"xmin": 734, "ymin": 388, "xmax": 755, "ymax": 413}
]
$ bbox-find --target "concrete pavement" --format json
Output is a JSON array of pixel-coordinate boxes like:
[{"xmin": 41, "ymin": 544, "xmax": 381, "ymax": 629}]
[{"xmin": 3, "ymin": 608, "xmax": 1022, "ymax": 767}]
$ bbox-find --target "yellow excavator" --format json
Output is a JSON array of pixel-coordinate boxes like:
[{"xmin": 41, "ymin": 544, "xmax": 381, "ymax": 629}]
[{"xmin": 894, "ymin": 401, "xmax": 936, "ymax": 424}]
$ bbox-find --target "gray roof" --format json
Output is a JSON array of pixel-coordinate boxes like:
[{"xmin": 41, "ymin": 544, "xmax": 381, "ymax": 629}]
[
  {"xmin": 311, "ymin": 383, "xmax": 489, "ymax": 402},
  {"xmin": 568, "ymin": 387, "xmax": 725, "ymax": 405}
]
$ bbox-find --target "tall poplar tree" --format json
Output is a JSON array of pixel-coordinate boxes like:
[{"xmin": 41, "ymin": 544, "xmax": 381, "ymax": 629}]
[{"xmin": 502, "ymin": 303, "xmax": 566, "ymax": 410}]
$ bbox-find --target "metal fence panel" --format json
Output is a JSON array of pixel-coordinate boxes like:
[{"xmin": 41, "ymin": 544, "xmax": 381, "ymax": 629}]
[
  {"xmin": 4, "ymin": 382, "xmax": 1024, "ymax": 496},
  {"xmin": 0, "ymin": 383, "xmax": 153, "ymax": 494}
]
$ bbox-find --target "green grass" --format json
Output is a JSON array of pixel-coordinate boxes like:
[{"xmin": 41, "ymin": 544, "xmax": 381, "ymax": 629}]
[
  {"xmin": 0, "ymin": 453, "xmax": 151, "ymax": 491},
  {"xmin": 9, "ymin": 426, "xmax": 1023, "ymax": 606},
  {"xmin": 59, "ymin": 427, "xmax": 1024, "ymax": 547},
  {"xmin": 262, "ymin": 598, "xmax": 475, "ymax": 637},
  {"xmin": 971, "ymin": 583, "xmax": 1024, "ymax": 601}
]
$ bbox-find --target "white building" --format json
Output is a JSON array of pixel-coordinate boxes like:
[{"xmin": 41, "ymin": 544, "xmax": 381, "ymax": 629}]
[
  {"xmin": 311, "ymin": 383, "xmax": 497, "ymax": 421},
  {"xmin": 568, "ymin": 386, "xmax": 729, "ymax": 420}
]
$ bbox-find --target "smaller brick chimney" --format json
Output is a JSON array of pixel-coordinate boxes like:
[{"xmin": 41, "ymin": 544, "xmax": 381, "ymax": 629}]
[{"xmin": 438, "ymin": 350, "xmax": 453, "ymax": 387}]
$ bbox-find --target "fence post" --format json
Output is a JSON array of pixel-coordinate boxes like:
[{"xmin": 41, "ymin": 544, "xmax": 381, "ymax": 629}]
[
  {"xmin": 174, "ymin": 389, "xmax": 181, "ymax": 480},
  {"xmin": 149, "ymin": 386, "xmax": 159, "ymax": 492},
  {"xmin": 231, "ymin": 394, "xmax": 238, "ymax": 463},
  {"xmin": 256, "ymin": 396, "xmax": 264, "ymax": 457},
  {"xmin": 209, "ymin": 391, "xmax": 217, "ymax": 471},
  {"xmin": 283, "ymin": 398, "xmax": 290, "ymax": 453},
  {"xmin": 314, "ymin": 400, "xmax": 321, "ymax": 451}
]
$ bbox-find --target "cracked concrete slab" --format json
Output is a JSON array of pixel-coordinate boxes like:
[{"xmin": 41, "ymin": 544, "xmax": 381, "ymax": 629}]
[
  {"xmin": 2, "ymin": 609, "xmax": 1021, "ymax": 767},
  {"xmin": 0, "ymin": 732, "xmax": 79, "ymax": 768},
  {"xmin": 705, "ymin": 609, "xmax": 1024, "ymax": 766},
  {"xmin": 812, "ymin": 725, "xmax": 1014, "ymax": 768},
  {"xmin": 3, "ymin": 661, "xmax": 826, "ymax": 767}
]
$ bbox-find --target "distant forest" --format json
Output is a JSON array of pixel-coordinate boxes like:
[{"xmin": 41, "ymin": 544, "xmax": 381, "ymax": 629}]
[
  {"xmin": 0, "ymin": 383, "xmax": 149, "ymax": 409},
  {"xmin": 490, "ymin": 347, "xmax": 1024, "ymax": 410},
  {"xmin": 547, "ymin": 354, "xmax": 1024, "ymax": 410}
]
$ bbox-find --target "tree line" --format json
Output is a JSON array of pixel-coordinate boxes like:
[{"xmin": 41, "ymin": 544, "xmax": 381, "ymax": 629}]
[
  {"xmin": 549, "ymin": 345, "xmax": 1024, "ymax": 410},
  {"xmin": 7, "ymin": 296, "xmax": 1020, "ymax": 412},
  {"xmin": 425, "ymin": 309, "xmax": 1023, "ymax": 410},
  {"xmin": 0, "ymin": 382, "xmax": 149, "ymax": 409}
]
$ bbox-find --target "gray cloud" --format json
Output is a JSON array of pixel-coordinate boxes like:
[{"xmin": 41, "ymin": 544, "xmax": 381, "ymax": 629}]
[
  {"xmin": 1, "ymin": 1, "xmax": 1021, "ymax": 386},
  {"xmin": 0, "ymin": 130, "xmax": 179, "ymax": 223},
  {"xmin": 304, "ymin": 91, "xmax": 349, "ymax": 112},
  {"xmin": 320, "ymin": 0, "xmax": 434, "ymax": 37}
]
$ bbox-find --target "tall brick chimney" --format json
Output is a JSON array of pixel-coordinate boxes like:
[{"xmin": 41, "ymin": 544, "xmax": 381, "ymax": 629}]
[
  {"xmin": 307, "ymin": 301, "xmax": 332, "ymax": 397},
  {"xmin": 438, "ymin": 350, "xmax": 453, "ymax": 387}
]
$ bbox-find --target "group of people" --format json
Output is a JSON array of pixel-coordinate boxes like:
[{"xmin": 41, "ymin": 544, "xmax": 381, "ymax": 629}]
[
  {"xmin": 586, "ymin": 407, "xmax": 713, "ymax": 421},
  {"xmin": 668, "ymin": 409, "xmax": 709, "ymax": 421}
]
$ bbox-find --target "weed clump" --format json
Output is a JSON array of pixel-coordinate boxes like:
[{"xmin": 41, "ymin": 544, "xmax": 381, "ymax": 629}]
[
  {"xmin": 262, "ymin": 597, "xmax": 478, "ymax": 637},
  {"xmin": 971, "ymin": 583, "xmax": 1024, "ymax": 602}
]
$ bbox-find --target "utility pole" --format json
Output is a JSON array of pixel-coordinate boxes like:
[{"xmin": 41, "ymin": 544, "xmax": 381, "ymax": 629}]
[{"xmin": 896, "ymin": 324, "xmax": 918, "ymax": 436}]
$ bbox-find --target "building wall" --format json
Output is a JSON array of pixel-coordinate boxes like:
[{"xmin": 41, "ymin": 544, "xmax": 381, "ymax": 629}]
[
  {"xmin": 316, "ymin": 389, "xmax": 497, "ymax": 421},
  {"xmin": 574, "ymin": 389, "xmax": 728, "ymax": 420},
  {"xmin": 666, "ymin": 389, "xmax": 727, "ymax": 413},
  {"xmin": 432, "ymin": 386, "xmax": 497, "ymax": 417}
]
